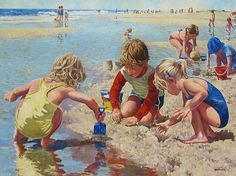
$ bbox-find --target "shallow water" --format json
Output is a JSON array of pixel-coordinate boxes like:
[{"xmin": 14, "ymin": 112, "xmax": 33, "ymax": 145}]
[
  {"xmin": 0, "ymin": 14, "xmax": 230, "ymax": 175},
  {"xmin": 12, "ymin": 124, "xmax": 159, "ymax": 176}
]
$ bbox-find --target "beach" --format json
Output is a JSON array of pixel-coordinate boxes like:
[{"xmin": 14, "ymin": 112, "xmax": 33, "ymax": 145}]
[
  {"xmin": 65, "ymin": 65, "xmax": 236, "ymax": 176},
  {"xmin": 1, "ymin": 10, "xmax": 236, "ymax": 176},
  {"xmin": 114, "ymin": 11, "xmax": 231, "ymax": 26},
  {"xmin": 62, "ymin": 12, "xmax": 236, "ymax": 176}
]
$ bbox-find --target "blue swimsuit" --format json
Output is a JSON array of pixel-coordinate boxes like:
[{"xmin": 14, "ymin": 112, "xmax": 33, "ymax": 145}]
[{"xmin": 186, "ymin": 80, "xmax": 228, "ymax": 128}]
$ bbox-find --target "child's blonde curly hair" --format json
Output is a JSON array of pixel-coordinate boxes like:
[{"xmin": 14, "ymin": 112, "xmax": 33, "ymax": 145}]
[
  {"xmin": 120, "ymin": 39, "xmax": 149, "ymax": 65},
  {"xmin": 154, "ymin": 58, "xmax": 188, "ymax": 90},
  {"xmin": 49, "ymin": 54, "xmax": 86, "ymax": 88}
]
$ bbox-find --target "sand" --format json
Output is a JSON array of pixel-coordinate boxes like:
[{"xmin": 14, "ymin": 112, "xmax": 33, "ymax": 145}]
[
  {"xmin": 63, "ymin": 63, "xmax": 236, "ymax": 176},
  {"xmin": 114, "ymin": 11, "xmax": 232, "ymax": 26},
  {"xmin": 1, "ymin": 27, "xmax": 78, "ymax": 40},
  {"xmin": 63, "ymin": 12, "xmax": 236, "ymax": 176}
]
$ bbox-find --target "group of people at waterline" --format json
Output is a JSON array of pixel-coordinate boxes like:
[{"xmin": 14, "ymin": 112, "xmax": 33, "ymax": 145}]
[
  {"xmin": 4, "ymin": 22, "xmax": 236, "ymax": 148},
  {"xmin": 54, "ymin": 5, "xmax": 69, "ymax": 27}
]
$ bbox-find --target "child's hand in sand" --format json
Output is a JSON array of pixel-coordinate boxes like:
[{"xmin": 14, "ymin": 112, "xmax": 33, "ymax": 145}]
[
  {"xmin": 4, "ymin": 90, "xmax": 18, "ymax": 102},
  {"xmin": 111, "ymin": 108, "xmax": 122, "ymax": 123},
  {"xmin": 156, "ymin": 122, "xmax": 169, "ymax": 134},
  {"xmin": 122, "ymin": 116, "xmax": 138, "ymax": 126},
  {"xmin": 173, "ymin": 107, "xmax": 191, "ymax": 121}
]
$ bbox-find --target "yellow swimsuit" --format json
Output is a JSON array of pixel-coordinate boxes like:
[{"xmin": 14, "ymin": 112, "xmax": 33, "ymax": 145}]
[{"xmin": 16, "ymin": 79, "xmax": 65, "ymax": 138}]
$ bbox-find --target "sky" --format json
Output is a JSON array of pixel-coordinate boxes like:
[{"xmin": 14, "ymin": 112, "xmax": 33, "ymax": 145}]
[{"xmin": 0, "ymin": 0, "xmax": 235, "ymax": 11}]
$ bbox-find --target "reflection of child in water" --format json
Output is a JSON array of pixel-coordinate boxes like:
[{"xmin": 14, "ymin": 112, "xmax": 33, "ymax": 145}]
[
  {"xmin": 123, "ymin": 28, "xmax": 132, "ymax": 40},
  {"xmin": 15, "ymin": 142, "xmax": 65, "ymax": 176}
]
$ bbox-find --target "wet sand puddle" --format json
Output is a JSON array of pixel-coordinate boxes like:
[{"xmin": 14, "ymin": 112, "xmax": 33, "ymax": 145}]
[{"xmin": 14, "ymin": 124, "xmax": 159, "ymax": 176}]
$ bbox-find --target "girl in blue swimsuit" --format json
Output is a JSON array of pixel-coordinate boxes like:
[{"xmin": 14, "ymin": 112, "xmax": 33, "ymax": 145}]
[{"xmin": 154, "ymin": 58, "xmax": 229, "ymax": 144}]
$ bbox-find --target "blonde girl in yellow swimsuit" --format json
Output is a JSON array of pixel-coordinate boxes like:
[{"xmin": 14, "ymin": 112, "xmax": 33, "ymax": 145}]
[{"xmin": 4, "ymin": 54, "xmax": 103, "ymax": 148}]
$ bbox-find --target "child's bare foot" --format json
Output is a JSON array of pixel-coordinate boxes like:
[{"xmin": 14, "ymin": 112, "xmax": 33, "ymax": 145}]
[
  {"xmin": 180, "ymin": 135, "xmax": 209, "ymax": 144},
  {"xmin": 41, "ymin": 138, "xmax": 55, "ymax": 148}
]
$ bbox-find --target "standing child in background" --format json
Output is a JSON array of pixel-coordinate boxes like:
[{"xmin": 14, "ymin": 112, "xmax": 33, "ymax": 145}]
[
  {"xmin": 154, "ymin": 59, "xmax": 229, "ymax": 144},
  {"xmin": 209, "ymin": 10, "xmax": 215, "ymax": 27},
  {"xmin": 4, "ymin": 54, "xmax": 104, "ymax": 148},
  {"xmin": 65, "ymin": 11, "xmax": 69, "ymax": 27},
  {"xmin": 123, "ymin": 28, "xmax": 132, "ymax": 41},
  {"xmin": 208, "ymin": 10, "xmax": 215, "ymax": 35},
  {"xmin": 55, "ymin": 6, "xmax": 61, "ymax": 21},
  {"xmin": 110, "ymin": 39, "xmax": 164, "ymax": 126},
  {"xmin": 225, "ymin": 17, "xmax": 235, "ymax": 40}
]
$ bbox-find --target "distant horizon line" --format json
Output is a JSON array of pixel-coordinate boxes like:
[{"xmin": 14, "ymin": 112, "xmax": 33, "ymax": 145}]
[{"xmin": 0, "ymin": 7, "xmax": 230, "ymax": 12}]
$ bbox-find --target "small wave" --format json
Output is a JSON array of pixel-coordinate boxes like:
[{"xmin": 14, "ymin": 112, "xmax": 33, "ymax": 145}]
[
  {"xmin": 0, "ymin": 8, "xmax": 120, "ymax": 17},
  {"xmin": 38, "ymin": 11, "xmax": 57, "ymax": 16}
]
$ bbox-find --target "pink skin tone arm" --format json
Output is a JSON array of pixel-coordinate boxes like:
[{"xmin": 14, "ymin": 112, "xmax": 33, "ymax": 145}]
[
  {"xmin": 67, "ymin": 89, "xmax": 101, "ymax": 121},
  {"xmin": 4, "ymin": 83, "xmax": 32, "ymax": 102},
  {"xmin": 158, "ymin": 79, "xmax": 208, "ymax": 133}
]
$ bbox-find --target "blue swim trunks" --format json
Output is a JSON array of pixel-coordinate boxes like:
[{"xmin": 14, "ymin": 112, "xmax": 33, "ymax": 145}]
[{"xmin": 130, "ymin": 90, "xmax": 164, "ymax": 109}]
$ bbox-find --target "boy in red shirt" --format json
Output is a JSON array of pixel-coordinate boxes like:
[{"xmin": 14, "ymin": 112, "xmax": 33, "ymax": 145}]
[{"xmin": 110, "ymin": 39, "xmax": 164, "ymax": 126}]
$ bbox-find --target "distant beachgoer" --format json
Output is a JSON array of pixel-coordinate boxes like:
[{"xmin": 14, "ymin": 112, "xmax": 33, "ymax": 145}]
[
  {"xmin": 123, "ymin": 28, "xmax": 132, "ymax": 41},
  {"xmin": 208, "ymin": 10, "xmax": 215, "ymax": 36},
  {"xmin": 154, "ymin": 58, "xmax": 229, "ymax": 144},
  {"xmin": 60, "ymin": 6, "xmax": 64, "ymax": 22},
  {"xmin": 110, "ymin": 39, "xmax": 165, "ymax": 126},
  {"xmin": 4, "ymin": 54, "xmax": 104, "ymax": 148},
  {"xmin": 208, "ymin": 10, "xmax": 215, "ymax": 28},
  {"xmin": 225, "ymin": 17, "xmax": 235, "ymax": 40},
  {"xmin": 169, "ymin": 24, "xmax": 199, "ymax": 60},
  {"xmin": 207, "ymin": 37, "xmax": 236, "ymax": 75},
  {"xmin": 55, "ymin": 6, "xmax": 61, "ymax": 21},
  {"xmin": 65, "ymin": 11, "xmax": 69, "ymax": 27}
]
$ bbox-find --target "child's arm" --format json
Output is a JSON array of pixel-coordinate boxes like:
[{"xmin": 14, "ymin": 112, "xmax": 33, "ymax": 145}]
[
  {"xmin": 192, "ymin": 37, "xmax": 199, "ymax": 52},
  {"xmin": 182, "ymin": 38, "xmax": 191, "ymax": 59},
  {"xmin": 4, "ymin": 82, "xmax": 31, "ymax": 102},
  {"xmin": 174, "ymin": 79, "xmax": 208, "ymax": 121},
  {"xmin": 110, "ymin": 71, "xmax": 126, "ymax": 109},
  {"xmin": 157, "ymin": 115, "xmax": 181, "ymax": 134},
  {"xmin": 110, "ymin": 71, "xmax": 126, "ymax": 122},
  {"xmin": 226, "ymin": 55, "xmax": 233, "ymax": 75},
  {"xmin": 67, "ymin": 89, "xmax": 100, "ymax": 121}
]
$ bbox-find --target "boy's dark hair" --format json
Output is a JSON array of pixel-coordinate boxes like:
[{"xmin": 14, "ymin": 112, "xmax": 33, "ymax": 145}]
[{"xmin": 120, "ymin": 39, "xmax": 149, "ymax": 65}]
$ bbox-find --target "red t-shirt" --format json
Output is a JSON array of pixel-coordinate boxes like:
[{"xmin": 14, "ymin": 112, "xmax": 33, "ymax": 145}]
[{"xmin": 110, "ymin": 66, "xmax": 159, "ymax": 120}]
